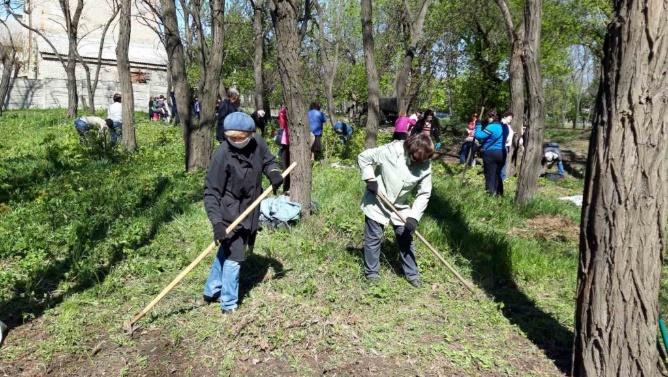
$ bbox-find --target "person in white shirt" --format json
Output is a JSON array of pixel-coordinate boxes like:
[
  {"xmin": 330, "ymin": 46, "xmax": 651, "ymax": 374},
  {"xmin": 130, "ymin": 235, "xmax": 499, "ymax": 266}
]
[{"xmin": 107, "ymin": 93, "xmax": 123, "ymax": 146}]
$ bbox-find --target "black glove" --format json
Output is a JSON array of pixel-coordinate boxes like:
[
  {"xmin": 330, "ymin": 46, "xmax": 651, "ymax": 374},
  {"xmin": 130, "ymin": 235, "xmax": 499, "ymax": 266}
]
[
  {"xmin": 268, "ymin": 170, "xmax": 283, "ymax": 194},
  {"xmin": 366, "ymin": 180, "xmax": 378, "ymax": 195},
  {"xmin": 213, "ymin": 222, "xmax": 226, "ymax": 243},
  {"xmin": 403, "ymin": 217, "xmax": 418, "ymax": 236}
]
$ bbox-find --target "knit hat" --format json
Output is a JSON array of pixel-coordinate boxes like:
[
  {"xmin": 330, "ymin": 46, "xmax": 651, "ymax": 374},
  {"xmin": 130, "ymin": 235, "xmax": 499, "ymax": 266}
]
[{"xmin": 224, "ymin": 112, "xmax": 256, "ymax": 132}]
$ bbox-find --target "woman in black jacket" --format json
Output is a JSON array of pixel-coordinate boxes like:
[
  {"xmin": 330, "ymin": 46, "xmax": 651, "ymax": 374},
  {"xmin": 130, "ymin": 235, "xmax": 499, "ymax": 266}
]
[{"xmin": 410, "ymin": 109, "xmax": 441, "ymax": 144}]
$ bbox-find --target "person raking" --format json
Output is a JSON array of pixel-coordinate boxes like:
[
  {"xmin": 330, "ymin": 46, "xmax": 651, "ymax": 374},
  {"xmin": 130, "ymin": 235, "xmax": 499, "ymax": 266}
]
[
  {"xmin": 203, "ymin": 112, "xmax": 284, "ymax": 314},
  {"xmin": 358, "ymin": 133, "xmax": 434, "ymax": 288}
]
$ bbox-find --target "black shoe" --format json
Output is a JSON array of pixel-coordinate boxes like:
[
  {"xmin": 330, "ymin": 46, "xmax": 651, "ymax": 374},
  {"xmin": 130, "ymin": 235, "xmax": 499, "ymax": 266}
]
[
  {"xmin": 407, "ymin": 278, "xmax": 422, "ymax": 288},
  {"xmin": 203, "ymin": 295, "xmax": 218, "ymax": 304},
  {"xmin": 221, "ymin": 308, "xmax": 236, "ymax": 315}
]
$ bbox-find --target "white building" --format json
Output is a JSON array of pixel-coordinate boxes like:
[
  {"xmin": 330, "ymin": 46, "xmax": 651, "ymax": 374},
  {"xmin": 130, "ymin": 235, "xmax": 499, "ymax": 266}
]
[{"xmin": 4, "ymin": 0, "xmax": 168, "ymax": 111}]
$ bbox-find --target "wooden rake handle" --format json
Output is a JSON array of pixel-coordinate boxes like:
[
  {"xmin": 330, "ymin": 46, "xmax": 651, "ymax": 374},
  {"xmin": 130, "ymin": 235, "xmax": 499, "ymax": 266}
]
[
  {"xmin": 124, "ymin": 162, "xmax": 298, "ymax": 330},
  {"xmin": 375, "ymin": 193, "xmax": 476, "ymax": 294}
]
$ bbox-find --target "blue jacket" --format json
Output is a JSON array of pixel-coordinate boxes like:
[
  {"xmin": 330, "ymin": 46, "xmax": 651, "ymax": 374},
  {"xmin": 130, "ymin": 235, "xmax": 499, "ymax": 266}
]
[
  {"xmin": 475, "ymin": 121, "xmax": 505, "ymax": 151},
  {"xmin": 308, "ymin": 109, "xmax": 326, "ymax": 136}
]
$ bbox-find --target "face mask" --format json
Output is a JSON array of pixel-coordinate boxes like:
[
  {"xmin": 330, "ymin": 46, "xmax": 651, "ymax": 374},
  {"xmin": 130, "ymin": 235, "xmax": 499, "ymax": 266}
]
[{"xmin": 229, "ymin": 137, "xmax": 251, "ymax": 149}]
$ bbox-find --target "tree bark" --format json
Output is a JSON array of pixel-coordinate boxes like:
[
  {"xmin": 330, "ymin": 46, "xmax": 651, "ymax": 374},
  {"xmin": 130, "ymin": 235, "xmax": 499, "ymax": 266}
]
[
  {"xmin": 270, "ymin": 0, "xmax": 312, "ymax": 215},
  {"xmin": 395, "ymin": 0, "xmax": 432, "ymax": 115},
  {"xmin": 361, "ymin": 0, "xmax": 380, "ymax": 148},
  {"xmin": 494, "ymin": 0, "xmax": 525, "ymax": 177},
  {"xmin": 0, "ymin": 53, "xmax": 16, "ymax": 114},
  {"xmin": 514, "ymin": 0, "xmax": 544, "ymax": 205},
  {"xmin": 252, "ymin": 0, "xmax": 265, "ymax": 112},
  {"xmin": 161, "ymin": 0, "xmax": 194, "ymax": 172},
  {"xmin": 116, "ymin": 0, "xmax": 136, "ymax": 151},
  {"xmin": 59, "ymin": 0, "xmax": 84, "ymax": 118},
  {"xmin": 572, "ymin": 1, "xmax": 667, "ymax": 375},
  {"xmin": 190, "ymin": 0, "xmax": 225, "ymax": 170}
]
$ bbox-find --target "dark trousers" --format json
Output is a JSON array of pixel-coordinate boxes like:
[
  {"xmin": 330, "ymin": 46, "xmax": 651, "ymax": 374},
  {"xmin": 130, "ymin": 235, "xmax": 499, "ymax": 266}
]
[
  {"xmin": 363, "ymin": 217, "xmax": 419, "ymax": 281},
  {"xmin": 279, "ymin": 145, "xmax": 291, "ymax": 192},
  {"xmin": 459, "ymin": 141, "xmax": 477, "ymax": 165},
  {"xmin": 482, "ymin": 149, "xmax": 505, "ymax": 195}
]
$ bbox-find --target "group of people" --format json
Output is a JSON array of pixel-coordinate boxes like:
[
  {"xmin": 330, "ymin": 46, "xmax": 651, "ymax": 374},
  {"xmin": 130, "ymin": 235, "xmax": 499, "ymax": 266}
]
[
  {"xmin": 393, "ymin": 110, "xmax": 441, "ymax": 150},
  {"xmin": 201, "ymin": 100, "xmax": 435, "ymax": 315},
  {"xmin": 458, "ymin": 109, "xmax": 565, "ymax": 195}
]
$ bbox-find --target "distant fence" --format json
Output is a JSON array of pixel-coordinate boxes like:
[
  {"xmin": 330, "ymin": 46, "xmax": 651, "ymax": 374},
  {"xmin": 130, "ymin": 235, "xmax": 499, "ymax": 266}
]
[{"xmin": 4, "ymin": 78, "xmax": 167, "ymax": 112}]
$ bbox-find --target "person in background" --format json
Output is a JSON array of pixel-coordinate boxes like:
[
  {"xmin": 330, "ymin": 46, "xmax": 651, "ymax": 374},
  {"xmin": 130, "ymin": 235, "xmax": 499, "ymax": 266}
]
[
  {"xmin": 277, "ymin": 105, "xmax": 290, "ymax": 193},
  {"xmin": 107, "ymin": 93, "xmax": 123, "ymax": 146},
  {"xmin": 216, "ymin": 88, "xmax": 241, "ymax": 142},
  {"xmin": 410, "ymin": 109, "xmax": 441, "ymax": 149},
  {"xmin": 148, "ymin": 96, "xmax": 155, "ymax": 120},
  {"xmin": 358, "ymin": 133, "xmax": 434, "ymax": 288},
  {"xmin": 192, "ymin": 95, "xmax": 202, "ymax": 120},
  {"xmin": 459, "ymin": 113, "xmax": 478, "ymax": 164},
  {"xmin": 203, "ymin": 112, "xmax": 283, "ymax": 315},
  {"xmin": 333, "ymin": 121, "xmax": 354, "ymax": 144},
  {"xmin": 542, "ymin": 142, "xmax": 565, "ymax": 177},
  {"xmin": 308, "ymin": 102, "xmax": 326, "ymax": 160},
  {"xmin": 157, "ymin": 95, "xmax": 169, "ymax": 121},
  {"xmin": 170, "ymin": 91, "xmax": 179, "ymax": 124},
  {"xmin": 74, "ymin": 115, "xmax": 108, "ymax": 143},
  {"xmin": 474, "ymin": 109, "xmax": 506, "ymax": 195},
  {"xmin": 393, "ymin": 112, "xmax": 414, "ymax": 140},
  {"xmin": 500, "ymin": 112, "xmax": 514, "ymax": 180},
  {"xmin": 251, "ymin": 109, "xmax": 267, "ymax": 137}
]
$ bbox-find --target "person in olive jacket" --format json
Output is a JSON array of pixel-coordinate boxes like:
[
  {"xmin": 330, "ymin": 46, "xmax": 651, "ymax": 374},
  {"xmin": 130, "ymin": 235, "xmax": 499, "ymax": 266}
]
[{"xmin": 203, "ymin": 112, "xmax": 283, "ymax": 314}]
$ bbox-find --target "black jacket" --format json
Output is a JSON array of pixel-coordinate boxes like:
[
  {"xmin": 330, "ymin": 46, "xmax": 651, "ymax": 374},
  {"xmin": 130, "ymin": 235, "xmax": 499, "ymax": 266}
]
[
  {"xmin": 410, "ymin": 118, "xmax": 441, "ymax": 143},
  {"xmin": 215, "ymin": 99, "xmax": 240, "ymax": 142},
  {"xmin": 203, "ymin": 136, "xmax": 280, "ymax": 236},
  {"xmin": 251, "ymin": 111, "xmax": 267, "ymax": 136}
]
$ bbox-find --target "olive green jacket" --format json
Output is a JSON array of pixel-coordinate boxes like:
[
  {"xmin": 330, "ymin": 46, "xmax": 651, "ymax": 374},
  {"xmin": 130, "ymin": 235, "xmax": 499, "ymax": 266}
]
[{"xmin": 358, "ymin": 141, "xmax": 432, "ymax": 226}]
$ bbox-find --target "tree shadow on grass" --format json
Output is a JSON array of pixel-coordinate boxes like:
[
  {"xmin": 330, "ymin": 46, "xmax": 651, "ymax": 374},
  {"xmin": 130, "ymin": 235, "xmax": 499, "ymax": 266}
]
[
  {"xmin": 427, "ymin": 192, "xmax": 573, "ymax": 374},
  {"xmin": 238, "ymin": 252, "xmax": 286, "ymax": 305},
  {"xmin": 0, "ymin": 178, "xmax": 200, "ymax": 332}
]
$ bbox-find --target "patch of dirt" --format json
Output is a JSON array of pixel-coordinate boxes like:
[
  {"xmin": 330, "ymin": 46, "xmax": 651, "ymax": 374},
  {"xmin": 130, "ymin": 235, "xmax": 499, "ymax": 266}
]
[{"xmin": 509, "ymin": 216, "xmax": 578, "ymax": 243}]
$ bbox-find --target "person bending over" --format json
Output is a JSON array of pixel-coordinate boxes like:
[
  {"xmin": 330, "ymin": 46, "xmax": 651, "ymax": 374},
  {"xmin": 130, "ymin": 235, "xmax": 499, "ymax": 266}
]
[{"xmin": 358, "ymin": 133, "xmax": 434, "ymax": 288}]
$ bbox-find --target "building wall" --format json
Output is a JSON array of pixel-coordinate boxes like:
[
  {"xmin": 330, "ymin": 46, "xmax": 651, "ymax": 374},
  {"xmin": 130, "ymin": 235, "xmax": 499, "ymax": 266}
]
[{"xmin": 5, "ymin": 58, "xmax": 168, "ymax": 111}]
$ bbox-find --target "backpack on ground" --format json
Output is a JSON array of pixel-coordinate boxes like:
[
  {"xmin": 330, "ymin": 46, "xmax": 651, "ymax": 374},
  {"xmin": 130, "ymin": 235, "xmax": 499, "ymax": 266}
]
[{"xmin": 259, "ymin": 195, "xmax": 301, "ymax": 229}]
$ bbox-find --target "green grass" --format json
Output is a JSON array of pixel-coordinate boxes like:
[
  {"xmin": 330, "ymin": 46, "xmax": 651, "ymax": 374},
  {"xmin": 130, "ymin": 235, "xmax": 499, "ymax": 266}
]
[{"xmin": 0, "ymin": 110, "xmax": 628, "ymax": 376}]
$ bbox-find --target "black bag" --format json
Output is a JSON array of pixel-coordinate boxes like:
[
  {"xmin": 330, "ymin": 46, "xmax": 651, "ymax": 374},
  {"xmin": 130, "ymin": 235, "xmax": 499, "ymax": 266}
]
[{"xmin": 274, "ymin": 128, "xmax": 284, "ymax": 144}]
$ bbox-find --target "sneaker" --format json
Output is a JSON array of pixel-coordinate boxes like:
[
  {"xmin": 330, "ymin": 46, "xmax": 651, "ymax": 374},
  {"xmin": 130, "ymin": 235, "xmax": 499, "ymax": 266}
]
[
  {"xmin": 221, "ymin": 308, "xmax": 236, "ymax": 315},
  {"xmin": 203, "ymin": 295, "xmax": 218, "ymax": 304},
  {"xmin": 366, "ymin": 276, "xmax": 380, "ymax": 285},
  {"xmin": 407, "ymin": 278, "xmax": 422, "ymax": 288}
]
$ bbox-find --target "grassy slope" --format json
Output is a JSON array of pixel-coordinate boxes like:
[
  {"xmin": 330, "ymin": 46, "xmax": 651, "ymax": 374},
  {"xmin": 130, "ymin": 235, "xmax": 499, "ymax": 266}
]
[{"xmin": 0, "ymin": 111, "xmax": 635, "ymax": 376}]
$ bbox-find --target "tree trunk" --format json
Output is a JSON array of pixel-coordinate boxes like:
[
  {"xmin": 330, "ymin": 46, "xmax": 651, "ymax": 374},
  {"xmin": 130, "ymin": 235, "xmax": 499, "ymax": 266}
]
[
  {"xmin": 572, "ymin": 1, "xmax": 667, "ymax": 375},
  {"xmin": 65, "ymin": 41, "xmax": 78, "ymax": 118},
  {"xmin": 191, "ymin": 0, "xmax": 225, "ymax": 170},
  {"xmin": 507, "ymin": 39, "xmax": 525, "ymax": 177},
  {"xmin": 395, "ymin": 0, "xmax": 432, "ymax": 115},
  {"xmin": 514, "ymin": 0, "xmax": 544, "ymax": 205},
  {"xmin": 116, "ymin": 0, "xmax": 136, "ymax": 151},
  {"xmin": 161, "ymin": 0, "xmax": 194, "ymax": 172},
  {"xmin": 252, "ymin": 0, "xmax": 265, "ymax": 111},
  {"xmin": 0, "ymin": 53, "xmax": 16, "ymax": 114},
  {"xmin": 59, "ymin": 0, "xmax": 84, "ymax": 118},
  {"xmin": 361, "ymin": 0, "xmax": 380, "ymax": 148},
  {"xmin": 270, "ymin": 0, "xmax": 312, "ymax": 215},
  {"xmin": 495, "ymin": 0, "xmax": 525, "ymax": 178}
]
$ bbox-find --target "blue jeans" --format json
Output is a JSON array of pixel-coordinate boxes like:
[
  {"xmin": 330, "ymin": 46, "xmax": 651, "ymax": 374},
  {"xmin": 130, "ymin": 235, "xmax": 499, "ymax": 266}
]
[{"xmin": 204, "ymin": 245, "xmax": 242, "ymax": 311}]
